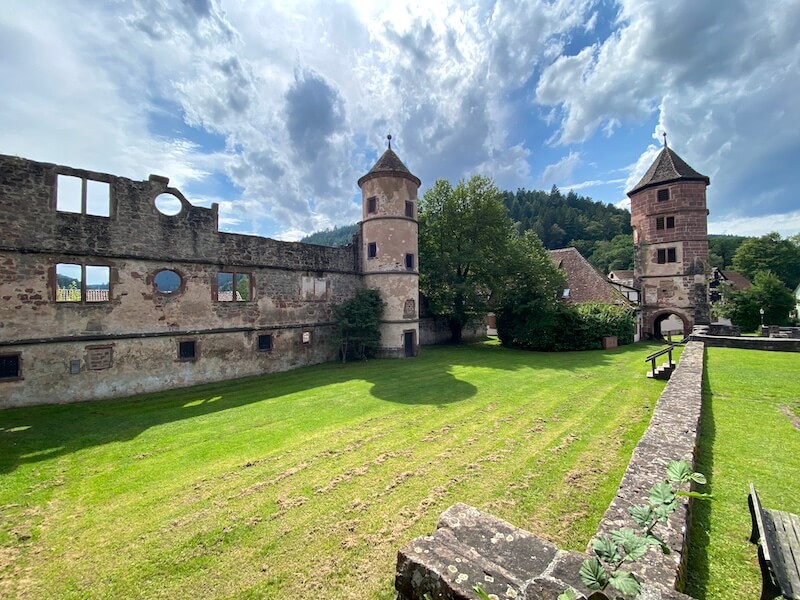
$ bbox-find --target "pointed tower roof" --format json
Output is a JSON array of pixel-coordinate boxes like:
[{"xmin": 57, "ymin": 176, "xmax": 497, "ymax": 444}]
[
  {"xmin": 627, "ymin": 140, "xmax": 709, "ymax": 197},
  {"xmin": 357, "ymin": 135, "xmax": 421, "ymax": 188}
]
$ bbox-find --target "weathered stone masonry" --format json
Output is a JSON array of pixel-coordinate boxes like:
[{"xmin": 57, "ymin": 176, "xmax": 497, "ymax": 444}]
[{"xmin": 0, "ymin": 153, "xmax": 373, "ymax": 407}]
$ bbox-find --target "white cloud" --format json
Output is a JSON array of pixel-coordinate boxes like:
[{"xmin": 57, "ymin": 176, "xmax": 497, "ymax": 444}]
[{"xmin": 541, "ymin": 151, "xmax": 581, "ymax": 185}]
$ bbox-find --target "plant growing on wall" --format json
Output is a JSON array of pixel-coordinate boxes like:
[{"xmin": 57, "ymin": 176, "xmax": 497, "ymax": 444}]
[
  {"xmin": 557, "ymin": 459, "xmax": 710, "ymax": 600},
  {"xmin": 333, "ymin": 289, "xmax": 385, "ymax": 362}
]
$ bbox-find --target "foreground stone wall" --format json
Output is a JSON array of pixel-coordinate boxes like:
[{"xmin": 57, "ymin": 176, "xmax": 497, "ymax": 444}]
[
  {"xmin": 396, "ymin": 342, "xmax": 706, "ymax": 599},
  {"xmin": 690, "ymin": 333, "xmax": 800, "ymax": 352}
]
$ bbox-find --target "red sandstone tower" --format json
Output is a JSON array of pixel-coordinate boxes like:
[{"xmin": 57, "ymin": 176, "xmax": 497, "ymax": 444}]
[{"xmin": 628, "ymin": 136, "xmax": 711, "ymax": 338}]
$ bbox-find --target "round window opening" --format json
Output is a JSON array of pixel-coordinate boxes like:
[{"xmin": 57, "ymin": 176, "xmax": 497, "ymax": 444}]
[
  {"xmin": 154, "ymin": 193, "xmax": 183, "ymax": 216},
  {"xmin": 153, "ymin": 269, "xmax": 183, "ymax": 294}
]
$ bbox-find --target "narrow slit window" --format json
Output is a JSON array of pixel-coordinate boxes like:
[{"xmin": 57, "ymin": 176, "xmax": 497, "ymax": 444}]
[
  {"xmin": 405, "ymin": 253, "xmax": 414, "ymax": 270},
  {"xmin": 656, "ymin": 217, "xmax": 665, "ymax": 230},
  {"xmin": 0, "ymin": 354, "xmax": 21, "ymax": 380},
  {"xmin": 405, "ymin": 201, "xmax": 414, "ymax": 218},
  {"xmin": 367, "ymin": 196, "xmax": 377, "ymax": 214},
  {"xmin": 667, "ymin": 248, "xmax": 677, "ymax": 263},
  {"xmin": 666, "ymin": 216, "xmax": 675, "ymax": 229},
  {"xmin": 367, "ymin": 242, "xmax": 377, "ymax": 259}
]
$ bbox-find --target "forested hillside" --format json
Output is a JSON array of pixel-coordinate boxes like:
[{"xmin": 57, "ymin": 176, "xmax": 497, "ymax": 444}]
[{"xmin": 301, "ymin": 223, "xmax": 357, "ymax": 246}]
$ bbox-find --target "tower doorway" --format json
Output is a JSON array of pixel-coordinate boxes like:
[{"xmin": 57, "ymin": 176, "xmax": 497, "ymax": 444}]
[
  {"xmin": 654, "ymin": 313, "xmax": 686, "ymax": 342},
  {"xmin": 403, "ymin": 331, "xmax": 415, "ymax": 357}
]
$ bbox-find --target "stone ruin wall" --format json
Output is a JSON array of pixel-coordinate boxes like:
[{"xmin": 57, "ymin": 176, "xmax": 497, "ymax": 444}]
[{"xmin": 0, "ymin": 154, "xmax": 363, "ymax": 407}]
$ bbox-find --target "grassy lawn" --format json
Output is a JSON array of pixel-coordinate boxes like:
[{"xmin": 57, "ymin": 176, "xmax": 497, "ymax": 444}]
[
  {"xmin": 0, "ymin": 341, "xmax": 669, "ymax": 599},
  {"xmin": 686, "ymin": 347, "xmax": 800, "ymax": 599}
]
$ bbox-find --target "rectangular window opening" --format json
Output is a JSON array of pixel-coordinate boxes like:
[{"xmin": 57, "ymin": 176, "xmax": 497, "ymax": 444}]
[
  {"xmin": 56, "ymin": 175, "xmax": 83, "ymax": 213},
  {"xmin": 657, "ymin": 188, "xmax": 670, "ymax": 202},
  {"xmin": 367, "ymin": 196, "xmax": 377, "ymax": 214},
  {"xmin": 85, "ymin": 180, "xmax": 111, "ymax": 217},
  {"xmin": 56, "ymin": 263, "xmax": 83, "ymax": 302},
  {"xmin": 217, "ymin": 272, "xmax": 252, "ymax": 302},
  {"xmin": 258, "ymin": 334, "xmax": 272, "ymax": 352},
  {"xmin": 405, "ymin": 201, "xmax": 414, "ymax": 218},
  {"xmin": 667, "ymin": 248, "xmax": 677, "ymax": 263},
  {"xmin": 405, "ymin": 253, "xmax": 414, "ymax": 270},
  {"xmin": 656, "ymin": 217, "xmax": 665, "ymax": 230},
  {"xmin": 666, "ymin": 216, "xmax": 675, "ymax": 229},
  {"xmin": 367, "ymin": 242, "xmax": 377, "ymax": 259},
  {"xmin": 179, "ymin": 340, "xmax": 197, "ymax": 360},
  {"xmin": 56, "ymin": 264, "xmax": 110, "ymax": 303},
  {"xmin": 85, "ymin": 265, "xmax": 110, "ymax": 302},
  {"xmin": 0, "ymin": 354, "xmax": 21, "ymax": 380}
]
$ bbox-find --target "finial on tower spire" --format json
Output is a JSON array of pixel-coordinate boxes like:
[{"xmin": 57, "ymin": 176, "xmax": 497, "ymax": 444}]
[
  {"xmin": 387, "ymin": 134, "xmax": 392, "ymax": 150},
  {"xmin": 663, "ymin": 132, "xmax": 668, "ymax": 148}
]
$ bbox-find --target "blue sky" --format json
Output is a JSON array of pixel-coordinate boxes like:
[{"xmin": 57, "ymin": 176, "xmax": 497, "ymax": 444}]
[{"xmin": 2, "ymin": 0, "xmax": 799, "ymax": 240}]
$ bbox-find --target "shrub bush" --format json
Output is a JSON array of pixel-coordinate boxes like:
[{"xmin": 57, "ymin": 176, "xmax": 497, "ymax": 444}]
[{"xmin": 497, "ymin": 302, "xmax": 635, "ymax": 351}]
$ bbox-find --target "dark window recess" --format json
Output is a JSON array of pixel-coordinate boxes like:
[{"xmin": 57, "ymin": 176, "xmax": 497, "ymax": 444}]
[
  {"xmin": 657, "ymin": 248, "xmax": 678, "ymax": 264},
  {"xmin": 405, "ymin": 253, "xmax": 414, "ymax": 270},
  {"xmin": 657, "ymin": 188, "xmax": 670, "ymax": 202},
  {"xmin": 405, "ymin": 201, "xmax": 414, "ymax": 218},
  {"xmin": 0, "ymin": 354, "xmax": 21, "ymax": 380},
  {"xmin": 258, "ymin": 334, "xmax": 272, "ymax": 352},
  {"xmin": 179, "ymin": 341, "xmax": 196, "ymax": 360},
  {"xmin": 367, "ymin": 196, "xmax": 377, "ymax": 214},
  {"xmin": 656, "ymin": 217, "xmax": 665, "ymax": 230},
  {"xmin": 666, "ymin": 216, "xmax": 675, "ymax": 228},
  {"xmin": 368, "ymin": 242, "xmax": 377, "ymax": 258}
]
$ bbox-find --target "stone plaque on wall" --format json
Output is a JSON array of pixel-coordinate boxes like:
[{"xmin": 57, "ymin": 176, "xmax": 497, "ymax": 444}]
[
  {"xmin": 403, "ymin": 298, "xmax": 416, "ymax": 319},
  {"xmin": 86, "ymin": 346, "xmax": 113, "ymax": 370}
]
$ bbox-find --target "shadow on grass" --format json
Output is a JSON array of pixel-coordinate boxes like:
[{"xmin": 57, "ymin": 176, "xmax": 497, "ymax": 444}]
[
  {"xmin": 0, "ymin": 341, "xmax": 661, "ymax": 476},
  {"xmin": 684, "ymin": 350, "xmax": 716, "ymax": 599}
]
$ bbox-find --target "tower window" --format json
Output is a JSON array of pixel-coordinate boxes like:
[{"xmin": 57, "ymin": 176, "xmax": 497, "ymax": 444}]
[
  {"xmin": 405, "ymin": 201, "xmax": 414, "ymax": 218},
  {"xmin": 657, "ymin": 188, "xmax": 670, "ymax": 202},
  {"xmin": 0, "ymin": 354, "xmax": 21, "ymax": 380},
  {"xmin": 257, "ymin": 334, "xmax": 272, "ymax": 352},
  {"xmin": 656, "ymin": 217, "xmax": 665, "ymax": 230},
  {"xmin": 656, "ymin": 216, "xmax": 675, "ymax": 230},
  {"xmin": 405, "ymin": 253, "xmax": 414, "ymax": 270},
  {"xmin": 657, "ymin": 248, "xmax": 678, "ymax": 264},
  {"xmin": 178, "ymin": 340, "xmax": 197, "ymax": 361},
  {"xmin": 367, "ymin": 242, "xmax": 377, "ymax": 259},
  {"xmin": 666, "ymin": 216, "xmax": 675, "ymax": 228},
  {"xmin": 367, "ymin": 196, "xmax": 377, "ymax": 214}
]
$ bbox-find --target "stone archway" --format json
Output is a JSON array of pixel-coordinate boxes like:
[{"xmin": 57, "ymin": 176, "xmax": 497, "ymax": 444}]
[{"xmin": 652, "ymin": 311, "xmax": 690, "ymax": 341}]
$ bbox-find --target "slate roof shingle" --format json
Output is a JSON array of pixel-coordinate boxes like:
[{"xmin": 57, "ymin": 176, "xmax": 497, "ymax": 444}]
[{"xmin": 627, "ymin": 146, "xmax": 710, "ymax": 196}]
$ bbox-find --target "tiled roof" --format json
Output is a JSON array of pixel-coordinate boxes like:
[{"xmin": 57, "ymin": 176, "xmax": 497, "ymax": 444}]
[
  {"xmin": 549, "ymin": 248, "xmax": 631, "ymax": 305},
  {"xmin": 628, "ymin": 146, "xmax": 710, "ymax": 196},
  {"xmin": 608, "ymin": 270, "xmax": 634, "ymax": 281},
  {"xmin": 719, "ymin": 270, "xmax": 752, "ymax": 291},
  {"xmin": 357, "ymin": 147, "xmax": 421, "ymax": 187}
]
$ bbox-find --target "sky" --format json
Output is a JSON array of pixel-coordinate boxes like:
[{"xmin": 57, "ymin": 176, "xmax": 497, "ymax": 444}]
[{"xmin": 2, "ymin": 0, "xmax": 799, "ymax": 241}]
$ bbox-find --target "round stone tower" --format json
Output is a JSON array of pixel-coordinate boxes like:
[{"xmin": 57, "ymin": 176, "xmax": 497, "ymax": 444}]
[
  {"xmin": 628, "ymin": 134, "xmax": 711, "ymax": 338},
  {"xmin": 357, "ymin": 136, "xmax": 420, "ymax": 358}
]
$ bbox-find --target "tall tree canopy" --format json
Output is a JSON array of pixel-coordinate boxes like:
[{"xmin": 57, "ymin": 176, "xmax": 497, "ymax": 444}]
[
  {"xmin": 718, "ymin": 271, "xmax": 795, "ymax": 331},
  {"xmin": 419, "ymin": 176, "xmax": 515, "ymax": 341},
  {"xmin": 732, "ymin": 232, "xmax": 800, "ymax": 289}
]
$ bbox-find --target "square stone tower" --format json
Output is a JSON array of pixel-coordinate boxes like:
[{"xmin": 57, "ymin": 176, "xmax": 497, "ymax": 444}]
[{"xmin": 628, "ymin": 137, "xmax": 711, "ymax": 338}]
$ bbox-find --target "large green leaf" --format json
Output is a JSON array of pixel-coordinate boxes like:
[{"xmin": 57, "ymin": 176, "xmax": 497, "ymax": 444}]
[
  {"xmin": 666, "ymin": 459, "xmax": 693, "ymax": 484},
  {"xmin": 579, "ymin": 558, "xmax": 609, "ymax": 590},
  {"xmin": 610, "ymin": 528, "xmax": 648, "ymax": 561},
  {"xmin": 628, "ymin": 504, "xmax": 654, "ymax": 527},
  {"xmin": 557, "ymin": 589, "xmax": 579, "ymax": 600},
  {"xmin": 592, "ymin": 536, "xmax": 621, "ymax": 563},
  {"xmin": 608, "ymin": 571, "xmax": 641, "ymax": 597},
  {"xmin": 654, "ymin": 500, "xmax": 678, "ymax": 522},
  {"xmin": 649, "ymin": 482, "xmax": 675, "ymax": 506},
  {"xmin": 690, "ymin": 472, "xmax": 707, "ymax": 485}
]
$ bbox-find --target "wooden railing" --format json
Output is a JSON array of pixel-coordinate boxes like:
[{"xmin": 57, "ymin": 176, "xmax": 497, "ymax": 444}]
[{"xmin": 645, "ymin": 345, "xmax": 674, "ymax": 378}]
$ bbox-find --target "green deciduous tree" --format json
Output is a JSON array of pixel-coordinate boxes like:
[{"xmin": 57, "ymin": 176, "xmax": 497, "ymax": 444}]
[
  {"xmin": 718, "ymin": 271, "xmax": 795, "ymax": 332},
  {"xmin": 419, "ymin": 176, "xmax": 516, "ymax": 342},
  {"xmin": 333, "ymin": 289, "xmax": 385, "ymax": 361},
  {"xmin": 732, "ymin": 232, "xmax": 800, "ymax": 289}
]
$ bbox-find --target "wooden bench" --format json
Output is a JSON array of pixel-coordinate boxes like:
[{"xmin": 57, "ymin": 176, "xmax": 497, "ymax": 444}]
[{"xmin": 749, "ymin": 484, "xmax": 800, "ymax": 599}]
